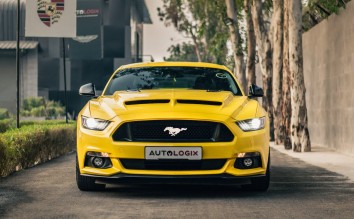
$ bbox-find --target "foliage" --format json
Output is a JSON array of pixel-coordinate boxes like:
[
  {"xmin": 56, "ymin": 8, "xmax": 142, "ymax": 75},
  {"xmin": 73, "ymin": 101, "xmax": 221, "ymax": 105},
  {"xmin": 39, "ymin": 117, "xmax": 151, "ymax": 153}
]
[
  {"xmin": 303, "ymin": 0, "xmax": 351, "ymax": 31},
  {"xmin": 21, "ymin": 97, "xmax": 65, "ymax": 119},
  {"xmin": 20, "ymin": 120, "xmax": 74, "ymax": 127},
  {"xmin": 164, "ymin": 42, "xmax": 199, "ymax": 61},
  {"xmin": 0, "ymin": 119, "xmax": 74, "ymax": 133},
  {"xmin": 0, "ymin": 119, "xmax": 15, "ymax": 133},
  {"xmin": 0, "ymin": 108, "xmax": 11, "ymax": 120},
  {"xmin": 158, "ymin": 0, "xmax": 230, "ymax": 64},
  {"xmin": 0, "ymin": 108, "xmax": 14, "ymax": 133},
  {"xmin": 0, "ymin": 123, "xmax": 76, "ymax": 177}
]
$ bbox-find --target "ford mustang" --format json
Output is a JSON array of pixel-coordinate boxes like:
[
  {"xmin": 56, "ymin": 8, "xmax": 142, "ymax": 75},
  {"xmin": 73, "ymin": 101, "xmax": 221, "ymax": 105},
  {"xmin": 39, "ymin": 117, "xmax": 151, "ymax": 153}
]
[{"xmin": 76, "ymin": 62, "xmax": 270, "ymax": 191}]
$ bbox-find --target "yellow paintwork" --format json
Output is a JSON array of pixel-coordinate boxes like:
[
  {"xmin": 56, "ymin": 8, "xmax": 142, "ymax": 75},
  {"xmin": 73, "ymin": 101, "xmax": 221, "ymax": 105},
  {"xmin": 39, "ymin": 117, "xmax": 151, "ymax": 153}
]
[{"xmin": 77, "ymin": 62, "xmax": 270, "ymax": 178}]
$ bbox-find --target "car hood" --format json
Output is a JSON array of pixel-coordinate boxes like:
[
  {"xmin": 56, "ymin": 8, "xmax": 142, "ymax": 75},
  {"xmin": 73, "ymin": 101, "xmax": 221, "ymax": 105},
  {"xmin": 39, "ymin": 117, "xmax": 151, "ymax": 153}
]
[{"xmin": 88, "ymin": 89, "xmax": 254, "ymax": 120}]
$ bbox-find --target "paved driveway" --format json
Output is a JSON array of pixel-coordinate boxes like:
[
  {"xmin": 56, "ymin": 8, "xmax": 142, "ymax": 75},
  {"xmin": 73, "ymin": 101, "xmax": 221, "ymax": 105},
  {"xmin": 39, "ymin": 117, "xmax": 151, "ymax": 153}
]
[{"xmin": 1, "ymin": 149, "xmax": 353, "ymax": 219}]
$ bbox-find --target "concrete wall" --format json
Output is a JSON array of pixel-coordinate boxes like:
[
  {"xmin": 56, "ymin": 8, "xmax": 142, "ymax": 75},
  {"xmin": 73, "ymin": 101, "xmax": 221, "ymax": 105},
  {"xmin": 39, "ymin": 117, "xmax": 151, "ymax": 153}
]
[
  {"xmin": 22, "ymin": 49, "xmax": 38, "ymax": 99},
  {"xmin": 0, "ymin": 50, "xmax": 38, "ymax": 113},
  {"xmin": 0, "ymin": 55, "xmax": 16, "ymax": 112},
  {"xmin": 303, "ymin": 0, "xmax": 354, "ymax": 154}
]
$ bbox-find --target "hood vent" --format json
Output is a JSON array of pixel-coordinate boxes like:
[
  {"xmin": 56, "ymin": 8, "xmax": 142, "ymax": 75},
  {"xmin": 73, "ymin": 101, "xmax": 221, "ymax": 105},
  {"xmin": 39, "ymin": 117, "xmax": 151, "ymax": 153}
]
[
  {"xmin": 125, "ymin": 99, "xmax": 170, "ymax": 105},
  {"xmin": 177, "ymin": 99, "xmax": 222, "ymax": 106}
]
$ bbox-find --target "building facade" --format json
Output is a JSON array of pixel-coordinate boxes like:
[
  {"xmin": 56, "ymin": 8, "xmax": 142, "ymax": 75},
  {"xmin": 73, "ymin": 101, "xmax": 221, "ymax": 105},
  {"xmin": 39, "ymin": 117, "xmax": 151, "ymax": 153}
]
[{"xmin": 0, "ymin": 0, "xmax": 151, "ymax": 115}]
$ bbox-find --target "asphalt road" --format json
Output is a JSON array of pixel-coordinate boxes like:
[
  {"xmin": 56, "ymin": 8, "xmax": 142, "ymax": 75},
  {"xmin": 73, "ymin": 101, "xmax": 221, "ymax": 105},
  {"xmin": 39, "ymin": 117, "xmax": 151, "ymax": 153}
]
[{"xmin": 1, "ymin": 149, "xmax": 353, "ymax": 219}]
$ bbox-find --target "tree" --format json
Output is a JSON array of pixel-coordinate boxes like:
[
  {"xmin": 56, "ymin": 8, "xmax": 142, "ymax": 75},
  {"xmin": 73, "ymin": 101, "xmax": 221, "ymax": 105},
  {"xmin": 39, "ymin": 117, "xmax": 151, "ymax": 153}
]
[
  {"xmin": 288, "ymin": 0, "xmax": 311, "ymax": 152},
  {"xmin": 272, "ymin": 0, "xmax": 284, "ymax": 144},
  {"xmin": 159, "ymin": 0, "xmax": 312, "ymax": 152},
  {"xmin": 225, "ymin": 0, "xmax": 246, "ymax": 91},
  {"xmin": 164, "ymin": 42, "xmax": 199, "ymax": 62},
  {"xmin": 158, "ymin": 0, "xmax": 229, "ymax": 65},
  {"xmin": 244, "ymin": 0, "xmax": 256, "ymax": 92},
  {"xmin": 188, "ymin": 0, "xmax": 229, "ymax": 64},
  {"xmin": 282, "ymin": 0, "xmax": 292, "ymax": 150},
  {"xmin": 157, "ymin": 0, "xmax": 202, "ymax": 61},
  {"xmin": 251, "ymin": 0, "xmax": 274, "ymax": 140}
]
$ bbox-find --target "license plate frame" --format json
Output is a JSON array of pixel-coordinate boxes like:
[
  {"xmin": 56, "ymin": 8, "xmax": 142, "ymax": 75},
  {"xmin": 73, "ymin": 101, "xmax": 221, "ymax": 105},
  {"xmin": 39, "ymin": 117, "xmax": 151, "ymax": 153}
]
[{"xmin": 145, "ymin": 146, "xmax": 202, "ymax": 160}]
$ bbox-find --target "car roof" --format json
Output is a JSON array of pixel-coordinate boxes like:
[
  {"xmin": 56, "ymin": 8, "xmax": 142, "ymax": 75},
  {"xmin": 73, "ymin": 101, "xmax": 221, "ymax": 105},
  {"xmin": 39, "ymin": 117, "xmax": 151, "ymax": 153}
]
[{"xmin": 116, "ymin": 62, "xmax": 231, "ymax": 72}]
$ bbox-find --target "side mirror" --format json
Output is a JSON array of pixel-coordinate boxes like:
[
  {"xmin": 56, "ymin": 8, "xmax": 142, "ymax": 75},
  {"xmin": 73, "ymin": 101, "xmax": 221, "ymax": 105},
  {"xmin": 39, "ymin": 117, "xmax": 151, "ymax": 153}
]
[
  {"xmin": 79, "ymin": 83, "xmax": 96, "ymax": 97},
  {"xmin": 248, "ymin": 84, "xmax": 264, "ymax": 97}
]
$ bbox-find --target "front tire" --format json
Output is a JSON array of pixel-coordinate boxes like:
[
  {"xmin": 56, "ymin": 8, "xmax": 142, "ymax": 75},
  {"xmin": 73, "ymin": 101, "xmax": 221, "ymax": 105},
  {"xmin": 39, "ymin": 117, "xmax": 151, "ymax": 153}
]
[
  {"xmin": 76, "ymin": 158, "xmax": 106, "ymax": 191},
  {"xmin": 243, "ymin": 153, "xmax": 270, "ymax": 192}
]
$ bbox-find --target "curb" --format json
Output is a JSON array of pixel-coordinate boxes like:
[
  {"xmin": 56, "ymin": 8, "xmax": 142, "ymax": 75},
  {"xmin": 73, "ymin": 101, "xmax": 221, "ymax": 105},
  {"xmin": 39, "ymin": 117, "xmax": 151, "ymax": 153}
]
[{"xmin": 270, "ymin": 142, "xmax": 354, "ymax": 183}]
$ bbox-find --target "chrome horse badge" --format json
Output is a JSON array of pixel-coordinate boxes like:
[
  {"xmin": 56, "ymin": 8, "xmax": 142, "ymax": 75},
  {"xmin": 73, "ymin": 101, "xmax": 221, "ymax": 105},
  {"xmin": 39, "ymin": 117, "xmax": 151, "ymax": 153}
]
[{"xmin": 164, "ymin": 127, "xmax": 187, "ymax": 136}]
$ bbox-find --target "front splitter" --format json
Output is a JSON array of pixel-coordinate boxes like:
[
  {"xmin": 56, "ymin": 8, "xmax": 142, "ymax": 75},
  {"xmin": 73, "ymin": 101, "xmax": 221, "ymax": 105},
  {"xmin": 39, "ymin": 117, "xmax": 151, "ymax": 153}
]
[{"xmin": 81, "ymin": 173, "xmax": 266, "ymax": 185}]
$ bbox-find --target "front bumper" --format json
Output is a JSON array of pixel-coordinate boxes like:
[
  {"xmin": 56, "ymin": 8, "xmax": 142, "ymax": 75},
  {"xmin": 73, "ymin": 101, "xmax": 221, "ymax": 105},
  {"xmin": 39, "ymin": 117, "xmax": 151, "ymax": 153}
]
[{"xmin": 77, "ymin": 113, "xmax": 270, "ymax": 179}]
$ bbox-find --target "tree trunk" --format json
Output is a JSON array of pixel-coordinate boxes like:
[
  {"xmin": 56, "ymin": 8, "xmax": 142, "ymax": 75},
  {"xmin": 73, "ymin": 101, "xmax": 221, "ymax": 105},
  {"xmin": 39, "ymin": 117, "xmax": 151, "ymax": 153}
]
[
  {"xmin": 272, "ymin": 0, "xmax": 284, "ymax": 145},
  {"xmin": 251, "ymin": 0, "xmax": 274, "ymax": 141},
  {"xmin": 282, "ymin": 0, "xmax": 292, "ymax": 150},
  {"xmin": 244, "ymin": 0, "xmax": 256, "ymax": 93},
  {"xmin": 189, "ymin": 27, "xmax": 202, "ymax": 62},
  {"xmin": 225, "ymin": 0, "xmax": 246, "ymax": 91},
  {"xmin": 288, "ymin": 0, "xmax": 311, "ymax": 152},
  {"xmin": 201, "ymin": 2, "xmax": 211, "ymax": 62}
]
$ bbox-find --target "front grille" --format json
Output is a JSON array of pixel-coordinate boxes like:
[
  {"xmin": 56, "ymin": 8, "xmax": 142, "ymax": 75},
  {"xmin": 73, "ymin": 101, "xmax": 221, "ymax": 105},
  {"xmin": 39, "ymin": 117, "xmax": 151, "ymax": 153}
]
[
  {"xmin": 120, "ymin": 159, "xmax": 227, "ymax": 170},
  {"xmin": 112, "ymin": 120, "xmax": 234, "ymax": 142}
]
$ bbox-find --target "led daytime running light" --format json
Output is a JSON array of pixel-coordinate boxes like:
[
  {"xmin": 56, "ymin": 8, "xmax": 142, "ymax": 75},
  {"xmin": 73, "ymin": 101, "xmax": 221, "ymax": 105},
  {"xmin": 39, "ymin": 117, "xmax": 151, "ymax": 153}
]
[
  {"xmin": 237, "ymin": 117, "xmax": 265, "ymax": 132},
  {"xmin": 82, "ymin": 116, "xmax": 110, "ymax": 131}
]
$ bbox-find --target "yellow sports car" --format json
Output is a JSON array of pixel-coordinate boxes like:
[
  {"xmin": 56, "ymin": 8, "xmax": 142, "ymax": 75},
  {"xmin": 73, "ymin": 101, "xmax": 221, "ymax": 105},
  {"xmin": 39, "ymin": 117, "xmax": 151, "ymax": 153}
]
[{"xmin": 76, "ymin": 62, "xmax": 270, "ymax": 191}]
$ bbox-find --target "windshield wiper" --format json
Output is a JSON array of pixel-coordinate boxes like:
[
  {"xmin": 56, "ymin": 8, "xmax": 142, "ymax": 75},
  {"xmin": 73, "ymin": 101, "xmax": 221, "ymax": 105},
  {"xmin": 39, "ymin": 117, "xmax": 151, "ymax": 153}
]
[
  {"xmin": 207, "ymin": 89, "xmax": 222, "ymax": 92},
  {"xmin": 126, "ymin": 88, "xmax": 141, "ymax": 92}
]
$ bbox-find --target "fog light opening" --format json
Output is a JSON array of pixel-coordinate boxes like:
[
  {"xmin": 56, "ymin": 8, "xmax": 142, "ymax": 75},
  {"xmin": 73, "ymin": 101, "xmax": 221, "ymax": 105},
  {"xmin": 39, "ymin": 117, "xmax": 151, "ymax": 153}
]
[
  {"xmin": 92, "ymin": 157, "xmax": 104, "ymax": 168},
  {"xmin": 234, "ymin": 152, "xmax": 262, "ymax": 169},
  {"xmin": 243, "ymin": 158, "xmax": 253, "ymax": 167},
  {"xmin": 84, "ymin": 151, "xmax": 113, "ymax": 169}
]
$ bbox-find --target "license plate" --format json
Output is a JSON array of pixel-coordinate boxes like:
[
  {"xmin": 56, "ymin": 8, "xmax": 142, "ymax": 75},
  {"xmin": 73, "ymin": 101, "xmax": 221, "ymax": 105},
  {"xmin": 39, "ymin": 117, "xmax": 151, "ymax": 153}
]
[{"xmin": 145, "ymin": 147, "xmax": 202, "ymax": 160}]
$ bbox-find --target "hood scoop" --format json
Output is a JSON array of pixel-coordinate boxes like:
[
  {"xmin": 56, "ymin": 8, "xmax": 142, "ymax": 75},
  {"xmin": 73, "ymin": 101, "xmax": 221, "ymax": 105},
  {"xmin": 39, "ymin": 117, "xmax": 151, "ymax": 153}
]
[
  {"xmin": 177, "ymin": 99, "xmax": 222, "ymax": 106},
  {"xmin": 124, "ymin": 99, "xmax": 223, "ymax": 106},
  {"xmin": 125, "ymin": 99, "xmax": 170, "ymax": 105}
]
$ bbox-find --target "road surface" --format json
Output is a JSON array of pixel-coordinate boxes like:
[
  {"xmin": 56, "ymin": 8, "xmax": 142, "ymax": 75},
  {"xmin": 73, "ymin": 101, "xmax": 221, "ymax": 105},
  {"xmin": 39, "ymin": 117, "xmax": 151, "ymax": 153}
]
[{"xmin": 1, "ymin": 149, "xmax": 353, "ymax": 219}]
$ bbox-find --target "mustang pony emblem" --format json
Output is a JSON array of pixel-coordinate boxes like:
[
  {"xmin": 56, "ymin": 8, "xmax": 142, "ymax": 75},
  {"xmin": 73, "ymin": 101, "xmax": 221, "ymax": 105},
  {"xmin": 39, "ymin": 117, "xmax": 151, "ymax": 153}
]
[{"xmin": 164, "ymin": 127, "xmax": 187, "ymax": 136}]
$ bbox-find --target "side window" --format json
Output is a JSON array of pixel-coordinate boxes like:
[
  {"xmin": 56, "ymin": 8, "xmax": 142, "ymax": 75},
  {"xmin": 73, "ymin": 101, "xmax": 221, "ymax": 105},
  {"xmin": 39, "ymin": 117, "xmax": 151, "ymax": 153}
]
[
  {"xmin": 226, "ymin": 75, "xmax": 239, "ymax": 95},
  {"xmin": 108, "ymin": 74, "xmax": 136, "ymax": 93}
]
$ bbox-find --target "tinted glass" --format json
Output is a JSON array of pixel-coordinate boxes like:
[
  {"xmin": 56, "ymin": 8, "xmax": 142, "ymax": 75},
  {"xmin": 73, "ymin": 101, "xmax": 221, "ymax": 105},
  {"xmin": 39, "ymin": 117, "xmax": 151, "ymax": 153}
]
[{"xmin": 104, "ymin": 67, "xmax": 242, "ymax": 96}]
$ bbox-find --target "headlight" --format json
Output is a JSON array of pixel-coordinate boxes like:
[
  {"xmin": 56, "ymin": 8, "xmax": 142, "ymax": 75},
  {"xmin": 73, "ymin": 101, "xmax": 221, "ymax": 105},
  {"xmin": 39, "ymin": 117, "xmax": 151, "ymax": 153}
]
[
  {"xmin": 81, "ymin": 116, "xmax": 110, "ymax": 131},
  {"xmin": 236, "ymin": 117, "xmax": 265, "ymax": 132}
]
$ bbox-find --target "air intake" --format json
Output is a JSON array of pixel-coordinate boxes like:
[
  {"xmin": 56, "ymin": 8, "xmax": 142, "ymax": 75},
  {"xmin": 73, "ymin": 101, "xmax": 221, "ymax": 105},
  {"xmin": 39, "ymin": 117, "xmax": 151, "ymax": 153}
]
[
  {"xmin": 125, "ymin": 99, "xmax": 170, "ymax": 105},
  {"xmin": 120, "ymin": 159, "xmax": 227, "ymax": 170},
  {"xmin": 177, "ymin": 99, "xmax": 222, "ymax": 106}
]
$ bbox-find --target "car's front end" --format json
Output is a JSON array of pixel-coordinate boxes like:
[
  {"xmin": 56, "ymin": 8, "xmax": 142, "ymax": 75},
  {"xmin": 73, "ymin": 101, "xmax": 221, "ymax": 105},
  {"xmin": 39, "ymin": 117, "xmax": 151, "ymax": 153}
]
[{"xmin": 76, "ymin": 62, "xmax": 270, "ymax": 191}]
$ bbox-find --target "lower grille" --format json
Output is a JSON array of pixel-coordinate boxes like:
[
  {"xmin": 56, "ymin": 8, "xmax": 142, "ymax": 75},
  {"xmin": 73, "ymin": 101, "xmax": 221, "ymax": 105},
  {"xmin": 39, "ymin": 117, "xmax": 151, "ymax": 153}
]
[
  {"xmin": 112, "ymin": 120, "xmax": 234, "ymax": 142},
  {"xmin": 120, "ymin": 159, "xmax": 227, "ymax": 171}
]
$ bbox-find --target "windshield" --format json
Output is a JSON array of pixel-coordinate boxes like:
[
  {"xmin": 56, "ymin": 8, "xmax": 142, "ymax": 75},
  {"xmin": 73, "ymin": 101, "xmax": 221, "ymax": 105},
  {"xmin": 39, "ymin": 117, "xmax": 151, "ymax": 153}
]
[{"xmin": 104, "ymin": 67, "xmax": 242, "ymax": 96}]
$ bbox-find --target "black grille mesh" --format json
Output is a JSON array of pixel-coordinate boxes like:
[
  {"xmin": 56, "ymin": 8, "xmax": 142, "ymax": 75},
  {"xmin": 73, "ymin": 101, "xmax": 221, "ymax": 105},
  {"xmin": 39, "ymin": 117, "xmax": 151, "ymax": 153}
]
[{"xmin": 112, "ymin": 120, "xmax": 234, "ymax": 142}]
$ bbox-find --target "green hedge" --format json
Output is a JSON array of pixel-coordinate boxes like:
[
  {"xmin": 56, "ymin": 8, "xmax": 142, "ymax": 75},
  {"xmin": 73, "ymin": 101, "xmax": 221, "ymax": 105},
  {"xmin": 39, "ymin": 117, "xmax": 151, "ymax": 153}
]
[
  {"xmin": 0, "ymin": 119, "xmax": 73, "ymax": 133},
  {"xmin": 21, "ymin": 97, "xmax": 65, "ymax": 119},
  {"xmin": 0, "ymin": 119, "xmax": 15, "ymax": 133},
  {"xmin": 0, "ymin": 108, "xmax": 10, "ymax": 120},
  {"xmin": 0, "ymin": 123, "xmax": 76, "ymax": 177}
]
